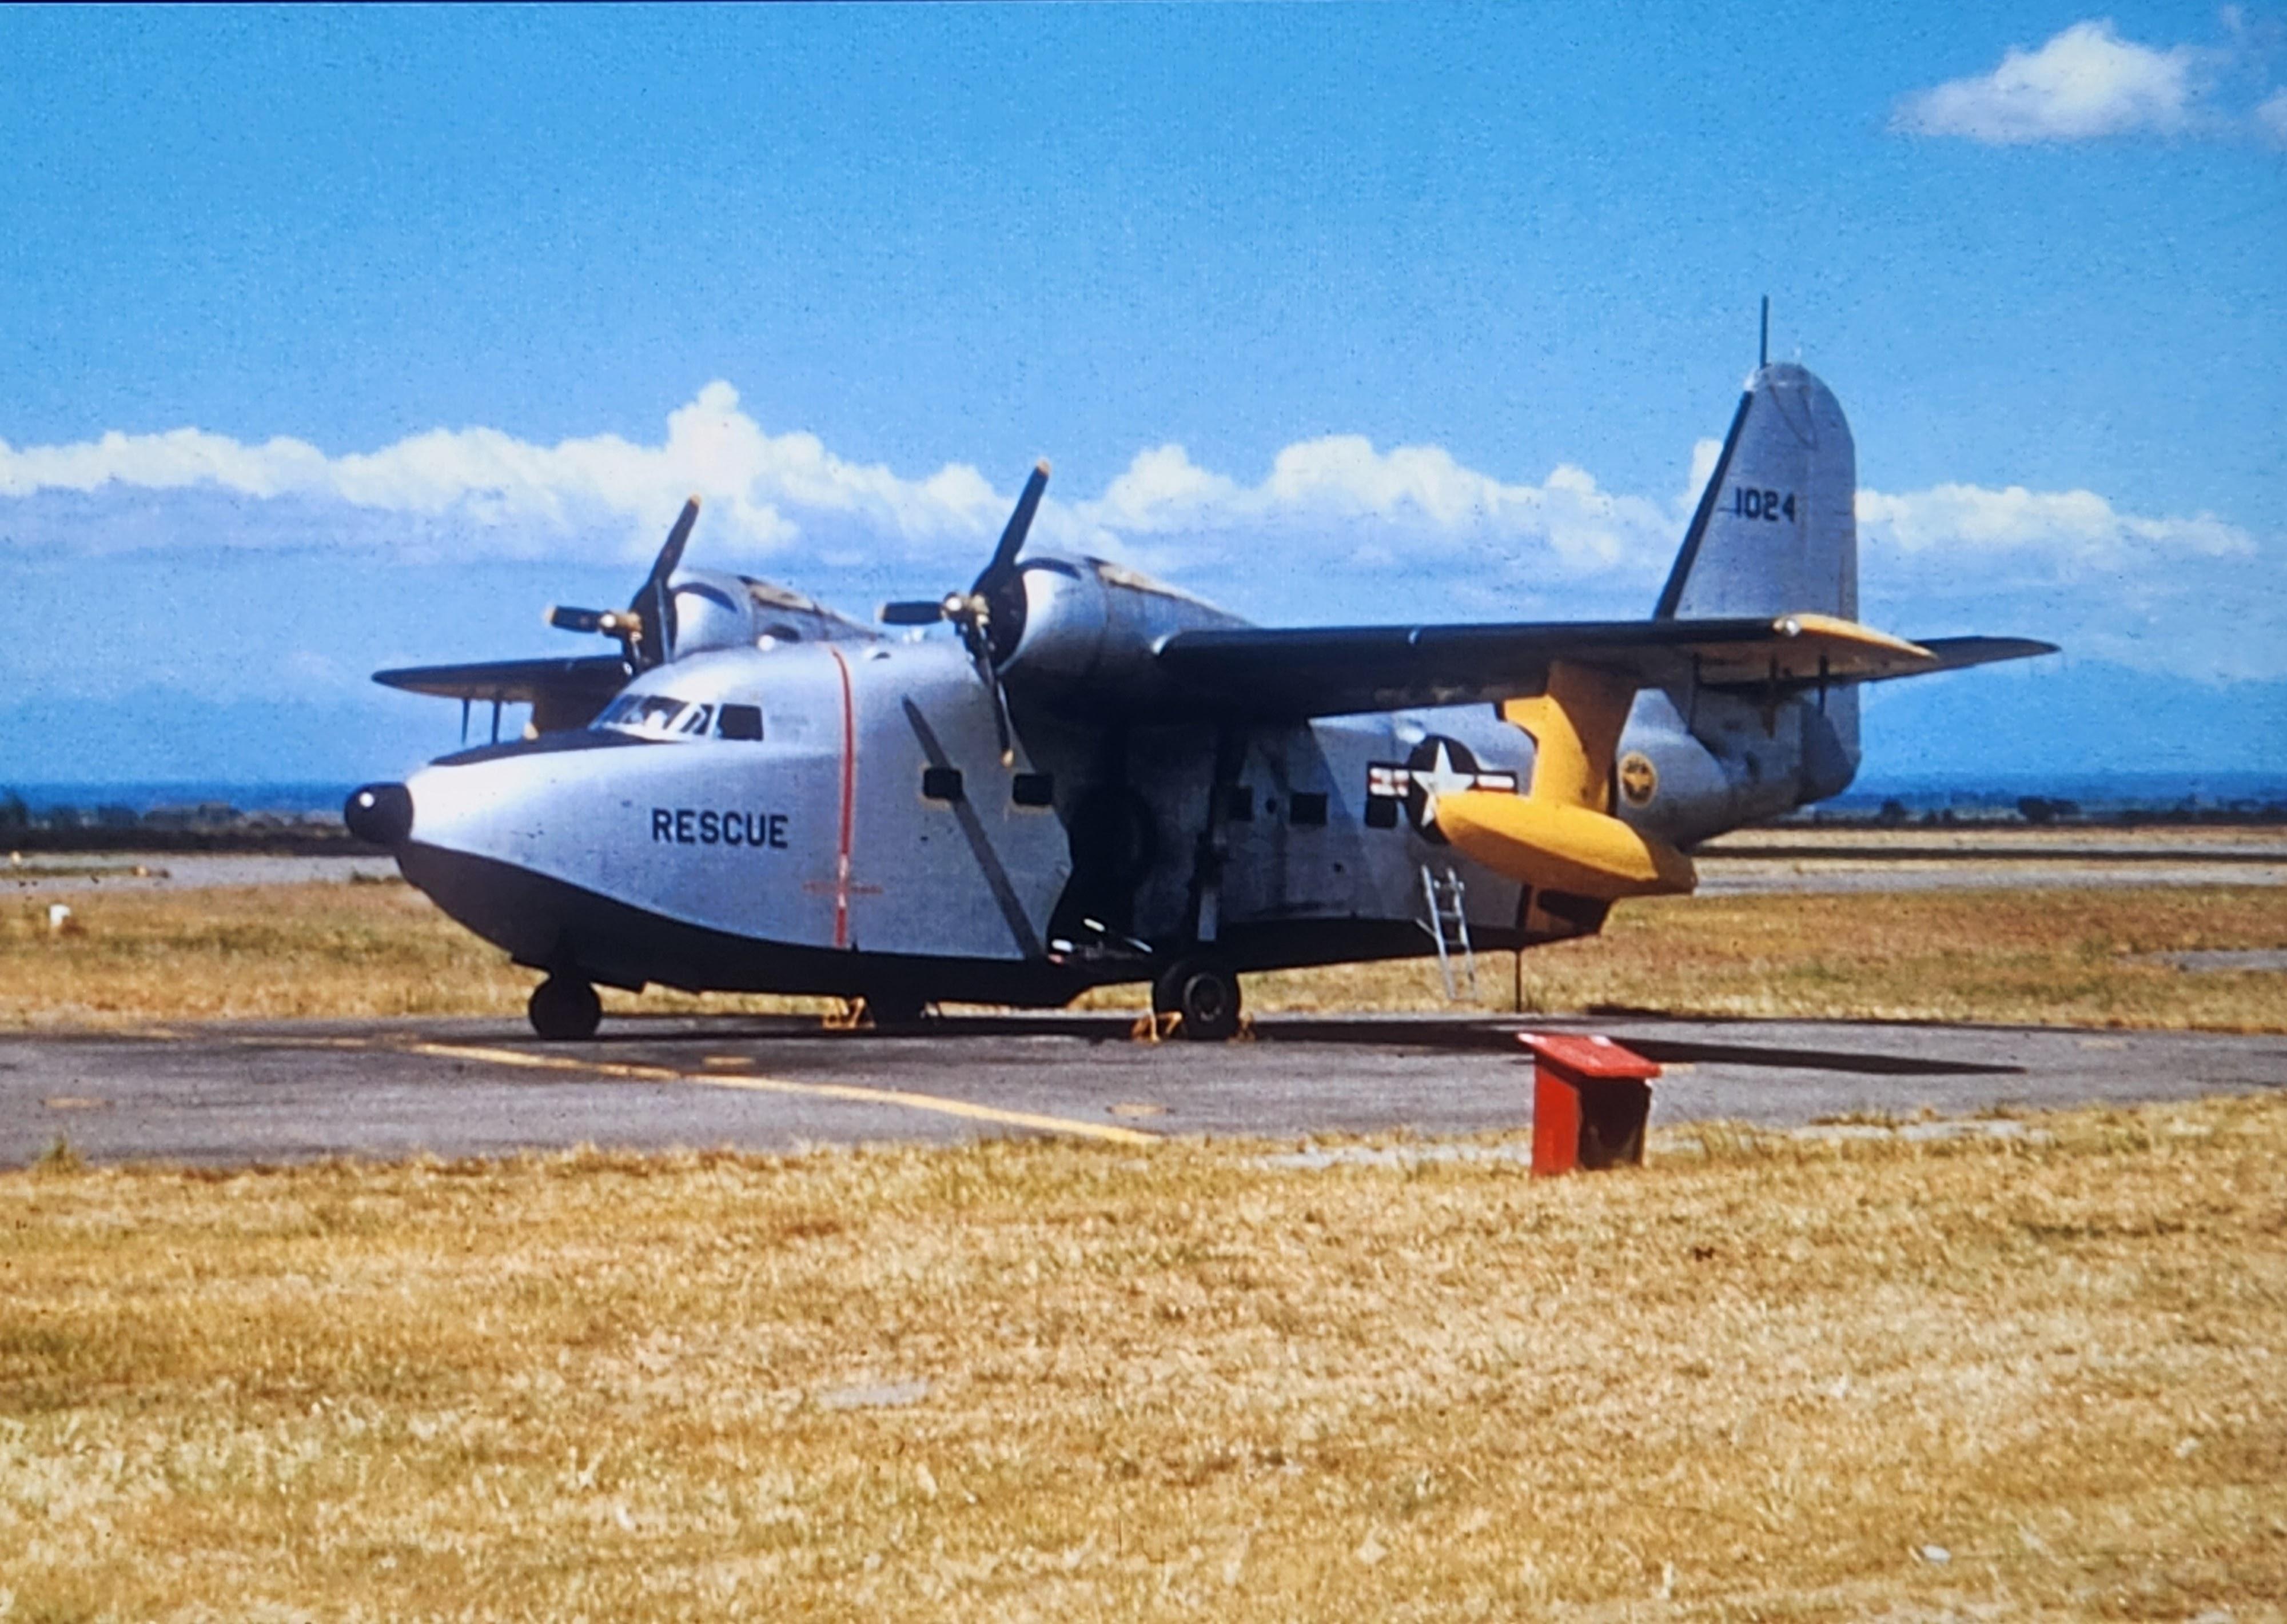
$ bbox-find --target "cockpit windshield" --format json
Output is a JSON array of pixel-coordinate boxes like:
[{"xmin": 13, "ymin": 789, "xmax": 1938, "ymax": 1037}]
[{"xmin": 593, "ymin": 695, "xmax": 764, "ymax": 742}]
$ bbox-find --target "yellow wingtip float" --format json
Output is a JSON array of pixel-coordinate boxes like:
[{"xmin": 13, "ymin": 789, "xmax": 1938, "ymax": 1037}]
[
  {"xmin": 1437, "ymin": 658, "xmax": 1698, "ymax": 900},
  {"xmin": 1437, "ymin": 791, "xmax": 1698, "ymax": 899}
]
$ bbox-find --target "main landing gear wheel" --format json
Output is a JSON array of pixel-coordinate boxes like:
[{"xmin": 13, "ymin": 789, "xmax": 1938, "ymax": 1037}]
[
  {"xmin": 863, "ymin": 990, "xmax": 930, "ymax": 1030},
  {"xmin": 528, "ymin": 975, "xmax": 601, "ymax": 1041},
  {"xmin": 1153, "ymin": 959, "xmax": 1242, "ymax": 1042}
]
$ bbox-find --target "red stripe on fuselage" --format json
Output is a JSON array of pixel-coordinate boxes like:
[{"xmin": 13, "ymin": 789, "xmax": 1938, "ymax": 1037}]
[{"xmin": 827, "ymin": 645, "xmax": 857, "ymax": 949}]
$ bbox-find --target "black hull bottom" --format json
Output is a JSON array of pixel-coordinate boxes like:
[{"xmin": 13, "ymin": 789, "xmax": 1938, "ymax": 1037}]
[{"xmin": 397, "ymin": 841, "xmax": 1563, "ymax": 1007}]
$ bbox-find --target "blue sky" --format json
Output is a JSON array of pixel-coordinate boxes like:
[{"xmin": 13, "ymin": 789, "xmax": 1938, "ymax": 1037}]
[{"xmin": 2, "ymin": 3, "xmax": 2282, "ymax": 788}]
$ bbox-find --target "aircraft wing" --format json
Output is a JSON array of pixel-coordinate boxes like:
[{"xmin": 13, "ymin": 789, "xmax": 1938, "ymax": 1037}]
[
  {"xmin": 1151, "ymin": 614, "xmax": 2054, "ymax": 720},
  {"xmin": 373, "ymin": 655, "xmax": 632, "ymax": 732}
]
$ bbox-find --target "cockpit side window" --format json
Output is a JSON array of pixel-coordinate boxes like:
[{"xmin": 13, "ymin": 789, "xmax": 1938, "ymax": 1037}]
[
  {"xmin": 716, "ymin": 704, "xmax": 764, "ymax": 741},
  {"xmin": 594, "ymin": 694, "xmax": 763, "ymax": 742},
  {"xmin": 596, "ymin": 694, "xmax": 694, "ymax": 735}
]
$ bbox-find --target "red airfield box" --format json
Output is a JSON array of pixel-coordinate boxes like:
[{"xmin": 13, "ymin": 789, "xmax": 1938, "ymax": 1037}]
[{"xmin": 1517, "ymin": 1032, "xmax": 1660, "ymax": 1175}]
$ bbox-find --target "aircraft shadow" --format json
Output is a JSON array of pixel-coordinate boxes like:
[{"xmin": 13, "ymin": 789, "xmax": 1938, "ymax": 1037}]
[
  {"xmin": 567, "ymin": 1011, "xmax": 2029, "ymax": 1079},
  {"xmin": 1608, "ymin": 1037, "xmax": 2026, "ymax": 1079},
  {"xmin": 1252, "ymin": 1018, "xmax": 2026, "ymax": 1078}
]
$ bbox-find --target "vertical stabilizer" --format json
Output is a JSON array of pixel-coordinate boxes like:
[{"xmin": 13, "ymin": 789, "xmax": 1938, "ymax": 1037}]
[
  {"xmin": 1652, "ymin": 361, "xmax": 1862, "ymax": 791},
  {"xmin": 1655, "ymin": 362, "xmax": 1856, "ymax": 623}
]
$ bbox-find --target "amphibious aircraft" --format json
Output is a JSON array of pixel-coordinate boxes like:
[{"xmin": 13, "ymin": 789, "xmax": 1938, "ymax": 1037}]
[{"xmin": 347, "ymin": 356, "xmax": 2053, "ymax": 1040}]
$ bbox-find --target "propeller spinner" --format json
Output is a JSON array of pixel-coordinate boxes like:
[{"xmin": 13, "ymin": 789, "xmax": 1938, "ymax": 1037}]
[
  {"xmin": 879, "ymin": 461, "xmax": 1050, "ymax": 764},
  {"xmin": 546, "ymin": 496, "xmax": 703, "ymax": 672}
]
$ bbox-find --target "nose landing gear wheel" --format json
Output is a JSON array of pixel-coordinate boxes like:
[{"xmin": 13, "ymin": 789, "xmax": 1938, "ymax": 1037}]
[
  {"xmin": 528, "ymin": 975, "xmax": 601, "ymax": 1041},
  {"xmin": 1153, "ymin": 959, "xmax": 1242, "ymax": 1042}
]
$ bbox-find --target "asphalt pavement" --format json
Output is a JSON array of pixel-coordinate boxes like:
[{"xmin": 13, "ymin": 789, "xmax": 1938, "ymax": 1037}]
[{"xmin": 5, "ymin": 1012, "xmax": 2280, "ymax": 1168}]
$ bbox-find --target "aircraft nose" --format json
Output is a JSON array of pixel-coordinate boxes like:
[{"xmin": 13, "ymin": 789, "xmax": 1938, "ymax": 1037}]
[{"xmin": 344, "ymin": 781, "xmax": 414, "ymax": 847}]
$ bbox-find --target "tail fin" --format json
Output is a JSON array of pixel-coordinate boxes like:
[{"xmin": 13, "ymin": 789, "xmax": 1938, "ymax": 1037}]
[
  {"xmin": 1655, "ymin": 362, "xmax": 1857, "ymax": 623},
  {"xmin": 1654, "ymin": 362, "xmax": 1862, "ymax": 795}
]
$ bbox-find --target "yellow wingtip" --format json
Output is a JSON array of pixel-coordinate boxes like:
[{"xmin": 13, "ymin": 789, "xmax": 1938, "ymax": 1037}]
[{"xmin": 1780, "ymin": 612, "xmax": 1932, "ymax": 661}]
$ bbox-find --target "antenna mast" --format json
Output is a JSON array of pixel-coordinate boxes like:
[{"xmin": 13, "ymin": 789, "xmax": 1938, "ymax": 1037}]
[{"xmin": 1759, "ymin": 296, "xmax": 1769, "ymax": 369}]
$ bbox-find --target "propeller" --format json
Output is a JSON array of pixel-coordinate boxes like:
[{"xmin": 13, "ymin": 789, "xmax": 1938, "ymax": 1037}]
[
  {"xmin": 546, "ymin": 496, "xmax": 702, "ymax": 672},
  {"xmin": 879, "ymin": 461, "xmax": 1050, "ymax": 764}
]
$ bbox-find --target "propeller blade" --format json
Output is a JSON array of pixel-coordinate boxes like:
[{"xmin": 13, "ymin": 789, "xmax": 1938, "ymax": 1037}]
[
  {"xmin": 974, "ymin": 647, "xmax": 1015, "ymax": 767},
  {"xmin": 878, "ymin": 465, "xmax": 1049, "ymax": 683},
  {"xmin": 627, "ymin": 495, "xmax": 702, "ymax": 671},
  {"xmin": 648, "ymin": 496, "xmax": 702, "ymax": 591},
  {"xmin": 971, "ymin": 460, "xmax": 1049, "ymax": 596}
]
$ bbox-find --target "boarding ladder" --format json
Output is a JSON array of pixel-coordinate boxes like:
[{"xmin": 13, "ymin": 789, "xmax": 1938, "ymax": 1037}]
[{"xmin": 1419, "ymin": 863, "xmax": 1479, "ymax": 1002}]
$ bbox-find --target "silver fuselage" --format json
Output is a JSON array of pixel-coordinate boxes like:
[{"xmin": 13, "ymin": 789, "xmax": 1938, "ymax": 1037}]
[{"xmin": 391, "ymin": 619, "xmax": 1828, "ymax": 1004}]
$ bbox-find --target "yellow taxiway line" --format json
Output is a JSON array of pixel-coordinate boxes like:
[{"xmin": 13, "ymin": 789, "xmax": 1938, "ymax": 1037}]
[{"xmin": 405, "ymin": 1041, "xmax": 1160, "ymax": 1148}]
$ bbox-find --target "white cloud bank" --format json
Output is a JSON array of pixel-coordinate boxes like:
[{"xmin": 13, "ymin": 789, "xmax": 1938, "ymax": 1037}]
[
  {"xmin": 1069, "ymin": 440, "xmax": 1666, "ymax": 580},
  {"xmin": 0, "ymin": 382, "xmax": 1683, "ymax": 587},
  {"xmin": 1, "ymin": 385, "xmax": 2258, "ymax": 574},
  {"xmin": 1856, "ymin": 483, "xmax": 2256, "ymax": 564},
  {"xmin": 0, "ymin": 382, "xmax": 1010, "ymax": 565},
  {"xmin": 0, "ymin": 383, "xmax": 2268, "ymax": 673},
  {"xmin": 1894, "ymin": 20, "xmax": 2204, "ymax": 143}
]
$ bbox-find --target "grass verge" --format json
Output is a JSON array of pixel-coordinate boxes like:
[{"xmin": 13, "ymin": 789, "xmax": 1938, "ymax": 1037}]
[
  {"xmin": 3, "ymin": 879, "xmax": 2283, "ymax": 1031},
  {"xmin": 3, "ymin": 1094, "xmax": 2283, "ymax": 1618}
]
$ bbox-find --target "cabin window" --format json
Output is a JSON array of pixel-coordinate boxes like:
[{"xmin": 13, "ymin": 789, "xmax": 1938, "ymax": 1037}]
[
  {"xmin": 1289, "ymin": 791, "xmax": 1329, "ymax": 827},
  {"xmin": 922, "ymin": 767, "xmax": 964, "ymax": 803},
  {"xmin": 1011, "ymin": 772, "xmax": 1054, "ymax": 807},
  {"xmin": 716, "ymin": 704, "xmax": 763, "ymax": 741},
  {"xmin": 675, "ymin": 704, "xmax": 715, "ymax": 736}
]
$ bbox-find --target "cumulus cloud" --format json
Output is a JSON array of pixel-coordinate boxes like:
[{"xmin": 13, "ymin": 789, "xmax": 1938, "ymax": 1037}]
[
  {"xmin": 1, "ymin": 388, "xmax": 2272, "ymax": 677},
  {"xmin": 0, "ymin": 386, "xmax": 1684, "ymax": 596},
  {"xmin": 1856, "ymin": 482, "xmax": 2257, "ymax": 565},
  {"xmin": 1063, "ymin": 438, "xmax": 1671, "ymax": 581},
  {"xmin": 1893, "ymin": 20, "xmax": 2205, "ymax": 142},
  {"xmin": 1856, "ymin": 482, "xmax": 2278, "ymax": 682},
  {"xmin": 0, "ymin": 381, "xmax": 1010, "ymax": 565}
]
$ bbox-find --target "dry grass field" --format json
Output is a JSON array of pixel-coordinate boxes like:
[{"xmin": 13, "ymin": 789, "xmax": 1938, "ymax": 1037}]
[
  {"xmin": 1229, "ymin": 884, "xmax": 2287, "ymax": 1032},
  {"xmin": 0, "ymin": 880, "xmax": 838, "ymax": 1030},
  {"xmin": 6, "ymin": 877, "xmax": 2281, "ymax": 1031},
  {"xmin": 4, "ymin": 1094, "xmax": 2283, "ymax": 1619}
]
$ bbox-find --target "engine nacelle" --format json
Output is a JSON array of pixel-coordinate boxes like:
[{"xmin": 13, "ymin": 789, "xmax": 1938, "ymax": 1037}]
[
  {"xmin": 667, "ymin": 570, "xmax": 876, "ymax": 658},
  {"xmin": 998, "ymin": 555, "xmax": 1248, "ymax": 715}
]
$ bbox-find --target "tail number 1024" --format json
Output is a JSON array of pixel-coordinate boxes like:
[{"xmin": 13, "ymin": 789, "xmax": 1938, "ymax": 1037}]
[{"xmin": 1731, "ymin": 486, "xmax": 1796, "ymax": 522}]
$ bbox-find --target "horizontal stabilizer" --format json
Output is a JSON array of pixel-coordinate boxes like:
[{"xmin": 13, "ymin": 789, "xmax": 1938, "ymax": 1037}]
[
  {"xmin": 1152, "ymin": 614, "xmax": 2053, "ymax": 720},
  {"xmin": 374, "ymin": 654, "xmax": 631, "ymax": 733},
  {"xmin": 1901, "ymin": 636, "xmax": 2061, "ymax": 678},
  {"xmin": 374, "ymin": 654, "xmax": 631, "ymax": 705}
]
